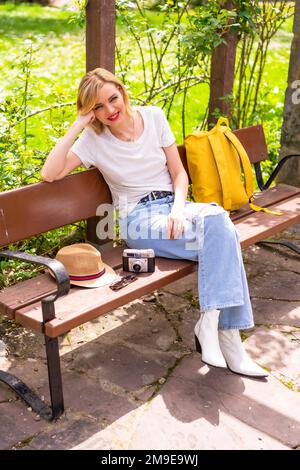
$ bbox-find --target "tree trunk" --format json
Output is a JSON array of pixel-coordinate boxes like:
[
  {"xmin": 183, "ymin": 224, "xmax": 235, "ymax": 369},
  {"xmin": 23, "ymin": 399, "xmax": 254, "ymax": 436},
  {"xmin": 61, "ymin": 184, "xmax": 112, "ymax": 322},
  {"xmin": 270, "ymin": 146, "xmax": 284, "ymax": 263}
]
[
  {"xmin": 85, "ymin": 0, "xmax": 116, "ymax": 247},
  {"xmin": 208, "ymin": 0, "xmax": 237, "ymax": 127},
  {"xmin": 277, "ymin": 2, "xmax": 300, "ymax": 187},
  {"xmin": 86, "ymin": 0, "xmax": 116, "ymax": 73}
]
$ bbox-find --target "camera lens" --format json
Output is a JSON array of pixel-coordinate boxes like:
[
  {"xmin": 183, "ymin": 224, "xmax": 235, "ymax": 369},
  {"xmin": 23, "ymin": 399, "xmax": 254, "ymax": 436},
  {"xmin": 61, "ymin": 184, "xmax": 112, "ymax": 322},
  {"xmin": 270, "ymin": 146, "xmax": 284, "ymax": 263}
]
[{"xmin": 132, "ymin": 263, "xmax": 141, "ymax": 273}]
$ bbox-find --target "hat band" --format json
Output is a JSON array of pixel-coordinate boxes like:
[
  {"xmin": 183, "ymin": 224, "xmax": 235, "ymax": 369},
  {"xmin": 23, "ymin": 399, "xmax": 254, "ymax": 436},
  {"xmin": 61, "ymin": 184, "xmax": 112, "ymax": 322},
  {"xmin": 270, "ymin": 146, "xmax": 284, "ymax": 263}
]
[{"xmin": 69, "ymin": 267, "xmax": 106, "ymax": 282}]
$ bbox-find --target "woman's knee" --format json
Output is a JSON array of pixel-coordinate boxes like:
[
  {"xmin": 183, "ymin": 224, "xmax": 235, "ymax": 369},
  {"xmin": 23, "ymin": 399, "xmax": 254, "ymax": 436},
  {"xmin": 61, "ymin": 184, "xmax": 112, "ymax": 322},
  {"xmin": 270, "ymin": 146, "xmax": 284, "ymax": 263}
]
[
  {"xmin": 188, "ymin": 202, "xmax": 226, "ymax": 218},
  {"xmin": 204, "ymin": 210, "xmax": 235, "ymax": 237}
]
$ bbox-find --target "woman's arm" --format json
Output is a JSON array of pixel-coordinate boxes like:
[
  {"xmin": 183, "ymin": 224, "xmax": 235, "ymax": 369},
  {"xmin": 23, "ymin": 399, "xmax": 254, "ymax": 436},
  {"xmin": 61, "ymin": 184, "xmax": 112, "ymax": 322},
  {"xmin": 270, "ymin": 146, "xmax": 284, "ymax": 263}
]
[
  {"xmin": 164, "ymin": 143, "xmax": 189, "ymax": 239},
  {"xmin": 41, "ymin": 112, "xmax": 95, "ymax": 182}
]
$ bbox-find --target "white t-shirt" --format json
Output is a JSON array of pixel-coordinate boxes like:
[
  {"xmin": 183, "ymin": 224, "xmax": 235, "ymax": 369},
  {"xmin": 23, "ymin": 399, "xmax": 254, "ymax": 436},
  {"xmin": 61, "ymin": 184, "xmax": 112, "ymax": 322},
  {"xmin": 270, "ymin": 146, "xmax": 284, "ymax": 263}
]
[{"xmin": 71, "ymin": 106, "xmax": 175, "ymax": 217}]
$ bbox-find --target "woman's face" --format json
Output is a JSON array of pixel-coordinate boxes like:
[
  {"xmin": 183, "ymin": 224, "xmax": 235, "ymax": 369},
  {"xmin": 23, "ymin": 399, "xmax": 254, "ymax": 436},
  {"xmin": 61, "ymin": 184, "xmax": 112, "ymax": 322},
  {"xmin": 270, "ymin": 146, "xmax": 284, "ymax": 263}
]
[{"xmin": 93, "ymin": 82, "xmax": 127, "ymax": 127}]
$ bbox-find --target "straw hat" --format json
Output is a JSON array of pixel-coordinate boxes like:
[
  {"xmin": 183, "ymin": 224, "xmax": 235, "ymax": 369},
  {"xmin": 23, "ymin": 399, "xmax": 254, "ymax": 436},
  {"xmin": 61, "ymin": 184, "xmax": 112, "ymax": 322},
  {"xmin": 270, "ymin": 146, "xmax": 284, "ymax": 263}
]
[{"xmin": 54, "ymin": 243, "xmax": 117, "ymax": 288}]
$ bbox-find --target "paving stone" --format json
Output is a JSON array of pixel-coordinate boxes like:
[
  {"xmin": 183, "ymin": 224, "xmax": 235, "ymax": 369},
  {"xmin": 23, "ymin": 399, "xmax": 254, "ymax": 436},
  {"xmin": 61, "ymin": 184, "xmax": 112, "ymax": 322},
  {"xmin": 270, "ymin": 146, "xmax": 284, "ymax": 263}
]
[
  {"xmin": 73, "ymin": 355, "xmax": 291, "ymax": 450},
  {"xmin": 177, "ymin": 307, "xmax": 200, "ymax": 347},
  {"xmin": 160, "ymin": 272, "xmax": 198, "ymax": 296},
  {"xmin": 134, "ymin": 385, "xmax": 157, "ymax": 402},
  {"xmin": 59, "ymin": 305, "xmax": 138, "ymax": 356},
  {"xmin": 0, "ymin": 382, "xmax": 17, "ymax": 403},
  {"xmin": 62, "ymin": 370, "xmax": 139, "ymax": 423},
  {"xmin": 1, "ymin": 358, "xmax": 49, "ymax": 394},
  {"xmin": 0, "ymin": 339, "xmax": 6, "ymax": 357},
  {"xmin": 29, "ymin": 416, "xmax": 101, "ymax": 450},
  {"xmin": 156, "ymin": 291, "xmax": 191, "ymax": 313},
  {"xmin": 0, "ymin": 326, "xmax": 46, "ymax": 361},
  {"xmin": 0, "ymin": 400, "xmax": 46, "ymax": 449},
  {"xmin": 292, "ymin": 330, "xmax": 300, "ymax": 339},
  {"xmin": 59, "ymin": 299, "xmax": 168, "ymax": 357},
  {"xmin": 0, "ymin": 356, "xmax": 9, "ymax": 369},
  {"xmin": 96, "ymin": 301, "xmax": 177, "ymax": 351},
  {"xmin": 128, "ymin": 395, "xmax": 288, "ymax": 450},
  {"xmin": 72, "ymin": 408, "xmax": 146, "ymax": 450},
  {"xmin": 251, "ymin": 298, "xmax": 300, "ymax": 327},
  {"xmin": 243, "ymin": 243, "xmax": 300, "ymax": 276},
  {"xmin": 245, "ymin": 326, "xmax": 300, "ymax": 390},
  {"xmin": 161, "ymin": 355, "xmax": 300, "ymax": 448},
  {"xmin": 250, "ymin": 270, "xmax": 300, "ymax": 302},
  {"xmin": 70, "ymin": 340, "xmax": 177, "ymax": 391}
]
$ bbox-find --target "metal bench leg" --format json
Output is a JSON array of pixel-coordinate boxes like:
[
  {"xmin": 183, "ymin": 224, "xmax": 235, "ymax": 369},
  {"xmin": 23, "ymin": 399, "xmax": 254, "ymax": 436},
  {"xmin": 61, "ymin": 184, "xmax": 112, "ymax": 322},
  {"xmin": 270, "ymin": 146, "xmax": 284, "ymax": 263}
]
[
  {"xmin": 45, "ymin": 335, "xmax": 64, "ymax": 420},
  {"xmin": 258, "ymin": 239, "xmax": 300, "ymax": 256},
  {"xmin": 0, "ymin": 253, "xmax": 69, "ymax": 421},
  {"xmin": 0, "ymin": 335, "xmax": 64, "ymax": 421},
  {"xmin": 0, "ymin": 296, "xmax": 63, "ymax": 421},
  {"xmin": 42, "ymin": 296, "xmax": 64, "ymax": 420}
]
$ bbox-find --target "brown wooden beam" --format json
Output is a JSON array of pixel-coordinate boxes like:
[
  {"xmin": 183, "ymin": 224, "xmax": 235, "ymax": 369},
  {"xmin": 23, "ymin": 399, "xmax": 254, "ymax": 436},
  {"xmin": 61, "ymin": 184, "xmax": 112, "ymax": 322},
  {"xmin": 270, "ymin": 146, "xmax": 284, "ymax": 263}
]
[
  {"xmin": 85, "ymin": 1, "xmax": 116, "ymax": 245},
  {"xmin": 208, "ymin": 0, "xmax": 237, "ymax": 126},
  {"xmin": 86, "ymin": 0, "xmax": 116, "ymax": 73},
  {"xmin": 278, "ymin": 1, "xmax": 300, "ymax": 186}
]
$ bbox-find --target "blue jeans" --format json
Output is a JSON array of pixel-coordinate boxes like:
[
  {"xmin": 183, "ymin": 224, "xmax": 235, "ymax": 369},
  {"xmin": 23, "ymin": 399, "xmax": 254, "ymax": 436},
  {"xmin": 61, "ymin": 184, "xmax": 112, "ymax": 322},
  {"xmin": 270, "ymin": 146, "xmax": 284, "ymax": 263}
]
[{"xmin": 119, "ymin": 195, "xmax": 254, "ymax": 330}]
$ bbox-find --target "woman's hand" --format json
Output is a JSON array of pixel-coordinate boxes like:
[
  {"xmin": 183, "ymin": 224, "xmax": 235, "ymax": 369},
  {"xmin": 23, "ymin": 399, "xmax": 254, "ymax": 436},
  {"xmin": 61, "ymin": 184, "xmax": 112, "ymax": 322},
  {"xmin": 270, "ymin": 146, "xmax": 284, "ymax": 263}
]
[
  {"xmin": 167, "ymin": 207, "xmax": 186, "ymax": 239},
  {"xmin": 74, "ymin": 110, "xmax": 96, "ymax": 129}
]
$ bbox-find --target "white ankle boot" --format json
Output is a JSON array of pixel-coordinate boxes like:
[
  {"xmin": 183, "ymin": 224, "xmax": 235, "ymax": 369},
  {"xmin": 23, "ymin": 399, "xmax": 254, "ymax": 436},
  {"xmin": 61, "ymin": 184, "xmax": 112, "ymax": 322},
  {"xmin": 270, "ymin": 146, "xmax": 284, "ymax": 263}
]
[
  {"xmin": 218, "ymin": 329, "xmax": 268, "ymax": 378},
  {"xmin": 194, "ymin": 310, "xmax": 227, "ymax": 368}
]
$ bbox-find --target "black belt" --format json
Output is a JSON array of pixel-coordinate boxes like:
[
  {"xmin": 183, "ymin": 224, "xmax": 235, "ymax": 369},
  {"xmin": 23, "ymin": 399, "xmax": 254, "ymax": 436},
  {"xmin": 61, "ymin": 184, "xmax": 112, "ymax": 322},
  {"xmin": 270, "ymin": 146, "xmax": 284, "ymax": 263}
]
[{"xmin": 138, "ymin": 191, "xmax": 174, "ymax": 205}]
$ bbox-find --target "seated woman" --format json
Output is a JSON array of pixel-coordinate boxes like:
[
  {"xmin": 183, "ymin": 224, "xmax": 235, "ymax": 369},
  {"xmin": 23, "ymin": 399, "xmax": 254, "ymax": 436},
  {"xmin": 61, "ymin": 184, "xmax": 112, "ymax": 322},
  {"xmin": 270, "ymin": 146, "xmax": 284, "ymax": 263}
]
[{"xmin": 41, "ymin": 67, "xmax": 267, "ymax": 378}]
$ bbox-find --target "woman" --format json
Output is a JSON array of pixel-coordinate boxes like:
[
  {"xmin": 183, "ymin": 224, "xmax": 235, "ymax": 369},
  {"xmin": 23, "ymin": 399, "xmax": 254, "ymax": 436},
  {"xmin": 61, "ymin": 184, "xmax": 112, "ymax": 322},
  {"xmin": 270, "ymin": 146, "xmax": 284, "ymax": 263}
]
[{"xmin": 41, "ymin": 67, "xmax": 267, "ymax": 378}]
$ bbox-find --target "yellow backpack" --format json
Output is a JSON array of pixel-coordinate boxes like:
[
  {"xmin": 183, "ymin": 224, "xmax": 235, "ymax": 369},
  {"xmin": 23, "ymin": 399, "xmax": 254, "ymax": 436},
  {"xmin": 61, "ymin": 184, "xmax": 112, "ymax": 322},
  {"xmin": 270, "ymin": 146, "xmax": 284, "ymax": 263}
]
[{"xmin": 185, "ymin": 117, "xmax": 281, "ymax": 214}]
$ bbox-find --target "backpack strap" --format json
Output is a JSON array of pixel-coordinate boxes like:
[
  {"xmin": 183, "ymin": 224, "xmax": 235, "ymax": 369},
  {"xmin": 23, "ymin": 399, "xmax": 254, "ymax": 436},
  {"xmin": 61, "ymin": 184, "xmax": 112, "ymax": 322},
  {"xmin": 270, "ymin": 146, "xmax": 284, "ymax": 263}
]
[
  {"xmin": 224, "ymin": 130, "xmax": 282, "ymax": 215},
  {"xmin": 207, "ymin": 132, "xmax": 232, "ymax": 209},
  {"xmin": 216, "ymin": 117, "xmax": 230, "ymax": 128},
  {"xmin": 223, "ymin": 129, "xmax": 254, "ymax": 200},
  {"xmin": 248, "ymin": 202, "xmax": 283, "ymax": 216}
]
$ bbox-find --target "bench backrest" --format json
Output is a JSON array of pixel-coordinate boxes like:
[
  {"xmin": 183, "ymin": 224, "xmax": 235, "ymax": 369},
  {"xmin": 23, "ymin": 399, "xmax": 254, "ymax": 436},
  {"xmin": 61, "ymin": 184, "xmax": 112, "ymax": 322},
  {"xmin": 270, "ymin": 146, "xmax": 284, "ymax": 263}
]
[
  {"xmin": 0, "ymin": 125, "xmax": 268, "ymax": 247},
  {"xmin": 0, "ymin": 169, "xmax": 111, "ymax": 247}
]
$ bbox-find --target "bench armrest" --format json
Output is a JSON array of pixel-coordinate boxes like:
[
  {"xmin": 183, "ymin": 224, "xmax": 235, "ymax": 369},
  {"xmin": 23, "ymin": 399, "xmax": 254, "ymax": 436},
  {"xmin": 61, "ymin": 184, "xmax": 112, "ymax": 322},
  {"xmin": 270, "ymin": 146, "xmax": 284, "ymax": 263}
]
[
  {"xmin": 254, "ymin": 154, "xmax": 300, "ymax": 190},
  {"xmin": 0, "ymin": 249, "xmax": 70, "ymax": 302}
]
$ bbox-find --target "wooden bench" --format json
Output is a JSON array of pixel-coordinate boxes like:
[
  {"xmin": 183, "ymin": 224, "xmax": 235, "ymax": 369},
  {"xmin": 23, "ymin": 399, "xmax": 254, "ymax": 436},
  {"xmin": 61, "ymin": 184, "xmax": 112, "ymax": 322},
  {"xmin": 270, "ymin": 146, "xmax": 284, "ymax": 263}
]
[{"xmin": 0, "ymin": 124, "xmax": 299, "ymax": 421}]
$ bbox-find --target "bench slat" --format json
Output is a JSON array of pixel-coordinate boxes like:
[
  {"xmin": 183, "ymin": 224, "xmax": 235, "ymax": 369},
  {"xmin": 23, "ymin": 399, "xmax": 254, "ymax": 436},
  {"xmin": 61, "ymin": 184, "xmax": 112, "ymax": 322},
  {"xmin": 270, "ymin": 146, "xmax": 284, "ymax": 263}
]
[
  {"xmin": 0, "ymin": 246, "xmax": 125, "ymax": 318},
  {"xmin": 230, "ymin": 184, "xmax": 300, "ymax": 221},
  {"xmin": 15, "ymin": 257, "xmax": 197, "ymax": 337},
  {"xmin": 237, "ymin": 195, "xmax": 300, "ymax": 248},
  {"xmin": 0, "ymin": 275, "xmax": 57, "ymax": 318}
]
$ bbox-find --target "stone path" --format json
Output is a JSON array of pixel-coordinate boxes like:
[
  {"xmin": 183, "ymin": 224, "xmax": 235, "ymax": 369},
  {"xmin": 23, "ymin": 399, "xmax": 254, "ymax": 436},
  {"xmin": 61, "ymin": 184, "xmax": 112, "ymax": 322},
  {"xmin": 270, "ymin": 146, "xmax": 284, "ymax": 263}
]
[{"xmin": 0, "ymin": 225, "xmax": 299, "ymax": 450}]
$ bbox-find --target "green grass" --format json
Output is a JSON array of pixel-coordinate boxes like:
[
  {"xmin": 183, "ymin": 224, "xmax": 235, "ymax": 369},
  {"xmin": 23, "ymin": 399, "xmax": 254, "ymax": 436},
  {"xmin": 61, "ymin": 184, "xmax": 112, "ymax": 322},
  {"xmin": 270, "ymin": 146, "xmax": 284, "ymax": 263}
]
[
  {"xmin": 252, "ymin": 9, "xmax": 293, "ymax": 159},
  {"xmin": 0, "ymin": 2, "xmax": 78, "ymax": 36},
  {"xmin": 0, "ymin": 3, "xmax": 85, "ymax": 151}
]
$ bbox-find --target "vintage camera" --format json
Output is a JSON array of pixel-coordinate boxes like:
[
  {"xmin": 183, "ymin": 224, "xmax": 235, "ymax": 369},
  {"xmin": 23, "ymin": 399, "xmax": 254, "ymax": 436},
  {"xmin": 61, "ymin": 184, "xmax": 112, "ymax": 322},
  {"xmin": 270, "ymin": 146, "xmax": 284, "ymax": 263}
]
[{"xmin": 122, "ymin": 248, "xmax": 155, "ymax": 273}]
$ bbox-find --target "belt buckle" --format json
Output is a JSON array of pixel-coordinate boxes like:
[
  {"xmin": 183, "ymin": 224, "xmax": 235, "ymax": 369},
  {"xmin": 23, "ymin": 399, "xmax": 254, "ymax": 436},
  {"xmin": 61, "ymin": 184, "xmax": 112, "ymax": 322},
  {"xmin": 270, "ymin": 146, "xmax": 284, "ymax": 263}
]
[{"xmin": 151, "ymin": 191, "xmax": 157, "ymax": 201}]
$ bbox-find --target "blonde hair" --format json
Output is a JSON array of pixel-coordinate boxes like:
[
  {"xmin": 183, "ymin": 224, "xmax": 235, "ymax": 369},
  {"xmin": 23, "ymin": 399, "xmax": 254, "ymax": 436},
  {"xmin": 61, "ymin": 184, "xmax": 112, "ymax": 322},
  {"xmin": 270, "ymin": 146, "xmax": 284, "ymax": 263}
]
[{"xmin": 77, "ymin": 68, "xmax": 132, "ymax": 134}]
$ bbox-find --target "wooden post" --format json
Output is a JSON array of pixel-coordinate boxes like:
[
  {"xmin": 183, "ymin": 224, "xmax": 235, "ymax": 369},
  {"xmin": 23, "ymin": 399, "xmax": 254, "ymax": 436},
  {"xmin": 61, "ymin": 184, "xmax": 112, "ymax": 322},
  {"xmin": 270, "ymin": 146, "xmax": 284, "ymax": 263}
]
[
  {"xmin": 278, "ymin": 1, "xmax": 300, "ymax": 187},
  {"xmin": 86, "ymin": 0, "xmax": 116, "ymax": 73},
  {"xmin": 85, "ymin": 0, "xmax": 116, "ymax": 246},
  {"xmin": 208, "ymin": 0, "xmax": 237, "ymax": 127}
]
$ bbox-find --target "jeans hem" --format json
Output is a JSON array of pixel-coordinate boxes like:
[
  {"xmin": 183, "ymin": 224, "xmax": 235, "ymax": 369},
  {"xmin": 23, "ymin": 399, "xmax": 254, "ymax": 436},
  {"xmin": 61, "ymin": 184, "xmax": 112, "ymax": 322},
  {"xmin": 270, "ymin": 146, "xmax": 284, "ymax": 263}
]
[
  {"xmin": 218, "ymin": 323, "xmax": 255, "ymax": 331},
  {"xmin": 200, "ymin": 301, "xmax": 245, "ymax": 311}
]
